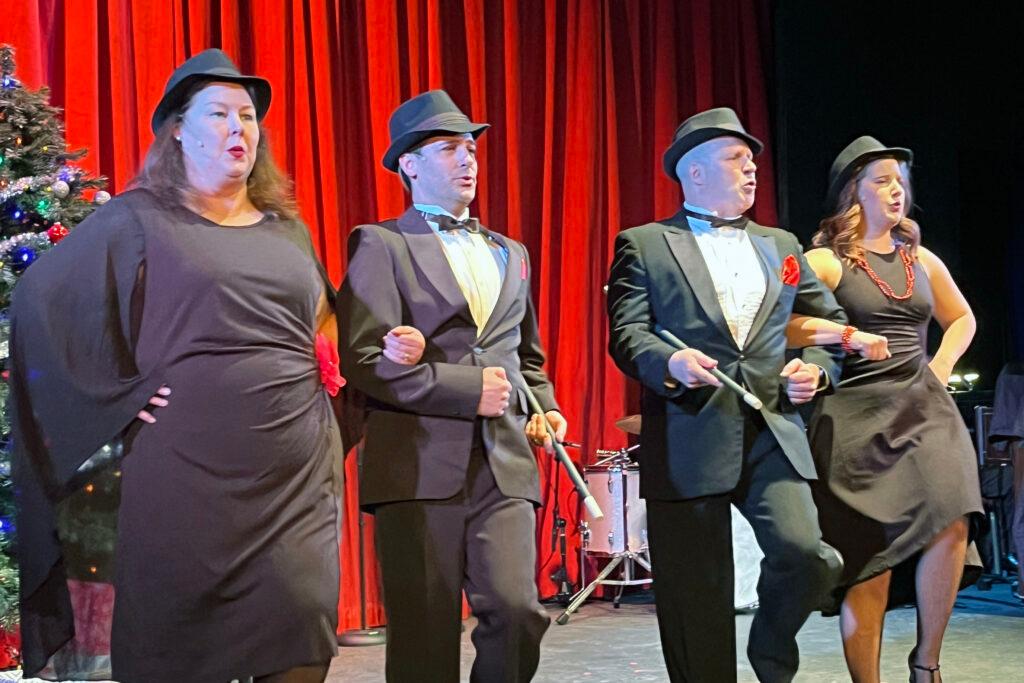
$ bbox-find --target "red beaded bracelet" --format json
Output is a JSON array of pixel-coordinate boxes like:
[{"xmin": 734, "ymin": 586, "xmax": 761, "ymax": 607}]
[{"xmin": 840, "ymin": 325, "xmax": 857, "ymax": 353}]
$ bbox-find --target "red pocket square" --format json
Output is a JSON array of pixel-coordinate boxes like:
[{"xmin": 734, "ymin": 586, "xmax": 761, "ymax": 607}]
[{"xmin": 781, "ymin": 254, "xmax": 801, "ymax": 287}]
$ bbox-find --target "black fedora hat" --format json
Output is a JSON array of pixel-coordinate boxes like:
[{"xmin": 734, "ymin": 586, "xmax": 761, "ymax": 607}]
[
  {"xmin": 662, "ymin": 107, "xmax": 764, "ymax": 182},
  {"xmin": 150, "ymin": 48, "xmax": 271, "ymax": 134},
  {"xmin": 826, "ymin": 135, "xmax": 913, "ymax": 210},
  {"xmin": 382, "ymin": 90, "xmax": 489, "ymax": 172}
]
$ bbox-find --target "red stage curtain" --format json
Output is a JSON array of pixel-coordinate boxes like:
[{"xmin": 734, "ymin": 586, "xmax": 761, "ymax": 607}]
[{"xmin": 2, "ymin": 0, "xmax": 775, "ymax": 631}]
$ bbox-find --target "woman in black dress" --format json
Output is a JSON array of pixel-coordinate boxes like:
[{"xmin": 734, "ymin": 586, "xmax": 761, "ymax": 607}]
[
  {"xmin": 787, "ymin": 136, "xmax": 983, "ymax": 683},
  {"xmin": 12, "ymin": 50, "xmax": 423, "ymax": 682}
]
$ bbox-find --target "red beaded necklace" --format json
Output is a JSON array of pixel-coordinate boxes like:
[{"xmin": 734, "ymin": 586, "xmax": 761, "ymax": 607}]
[{"xmin": 854, "ymin": 247, "xmax": 916, "ymax": 300}]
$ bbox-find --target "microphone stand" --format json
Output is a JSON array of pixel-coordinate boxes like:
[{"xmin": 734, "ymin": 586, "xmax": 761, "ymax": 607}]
[
  {"xmin": 338, "ymin": 443, "xmax": 386, "ymax": 647},
  {"xmin": 548, "ymin": 453, "xmax": 575, "ymax": 605}
]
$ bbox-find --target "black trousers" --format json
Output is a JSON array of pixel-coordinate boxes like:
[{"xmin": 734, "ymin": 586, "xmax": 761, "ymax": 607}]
[
  {"xmin": 646, "ymin": 425, "xmax": 843, "ymax": 683},
  {"xmin": 374, "ymin": 448, "xmax": 549, "ymax": 683}
]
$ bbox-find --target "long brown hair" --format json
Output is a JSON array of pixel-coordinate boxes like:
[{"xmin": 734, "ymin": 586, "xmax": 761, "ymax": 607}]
[
  {"xmin": 812, "ymin": 158, "xmax": 920, "ymax": 265},
  {"xmin": 130, "ymin": 82, "xmax": 299, "ymax": 221}
]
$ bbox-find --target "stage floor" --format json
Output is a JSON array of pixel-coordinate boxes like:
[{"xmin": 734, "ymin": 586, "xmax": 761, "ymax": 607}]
[{"xmin": 329, "ymin": 584, "xmax": 1024, "ymax": 682}]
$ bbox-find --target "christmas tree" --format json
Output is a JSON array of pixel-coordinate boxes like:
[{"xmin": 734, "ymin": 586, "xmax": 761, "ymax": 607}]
[{"xmin": 0, "ymin": 44, "xmax": 110, "ymax": 668}]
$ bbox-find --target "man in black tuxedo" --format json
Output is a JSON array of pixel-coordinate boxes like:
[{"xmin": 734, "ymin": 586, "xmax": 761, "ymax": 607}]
[
  {"xmin": 607, "ymin": 107, "xmax": 846, "ymax": 682},
  {"xmin": 338, "ymin": 90, "xmax": 565, "ymax": 682}
]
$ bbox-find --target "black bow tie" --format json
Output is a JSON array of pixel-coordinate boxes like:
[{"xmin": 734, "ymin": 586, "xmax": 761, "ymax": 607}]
[
  {"xmin": 682, "ymin": 208, "xmax": 749, "ymax": 230},
  {"xmin": 425, "ymin": 213, "xmax": 482, "ymax": 234}
]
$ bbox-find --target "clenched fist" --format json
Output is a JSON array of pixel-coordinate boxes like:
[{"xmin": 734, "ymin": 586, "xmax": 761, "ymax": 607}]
[
  {"xmin": 848, "ymin": 330, "xmax": 890, "ymax": 361},
  {"xmin": 780, "ymin": 358, "xmax": 821, "ymax": 405},
  {"xmin": 478, "ymin": 366, "xmax": 512, "ymax": 417}
]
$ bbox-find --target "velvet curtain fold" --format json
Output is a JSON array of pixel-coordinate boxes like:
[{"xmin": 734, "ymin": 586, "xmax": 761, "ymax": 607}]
[{"xmin": 2, "ymin": 0, "xmax": 775, "ymax": 631}]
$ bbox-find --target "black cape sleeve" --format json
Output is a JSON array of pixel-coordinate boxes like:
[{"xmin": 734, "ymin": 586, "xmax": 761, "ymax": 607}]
[{"xmin": 10, "ymin": 190, "xmax": 165, "ymax": 676}]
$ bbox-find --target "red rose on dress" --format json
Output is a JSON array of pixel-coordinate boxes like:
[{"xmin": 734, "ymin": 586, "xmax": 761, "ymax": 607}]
[
  {"xmin": 315, "ymin": 333, "xmax": 345, "ymax": 397},
  {"xmin": 781, "ymin": 253, "xmax": 801, "ymax": 287}
]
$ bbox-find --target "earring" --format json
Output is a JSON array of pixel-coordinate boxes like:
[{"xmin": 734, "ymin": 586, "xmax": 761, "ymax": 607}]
[{"xmin": 175, "ymin": 137, "xmax": 181, "ymax": 142}]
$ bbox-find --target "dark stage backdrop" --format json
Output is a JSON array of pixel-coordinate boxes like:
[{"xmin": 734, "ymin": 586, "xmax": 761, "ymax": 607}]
[
  {"xmin": 3, "ymin": 0, "xmax": 776, "ymax": 630},
  {"xmin": 772, "ymin": 1, "xmax": 1024, "ymax": 381}
]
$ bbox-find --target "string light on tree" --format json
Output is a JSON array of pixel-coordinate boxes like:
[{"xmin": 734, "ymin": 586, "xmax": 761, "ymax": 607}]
[{"xmin": 9, "ymin": 245, "xmax": 37, "ymax": 272}]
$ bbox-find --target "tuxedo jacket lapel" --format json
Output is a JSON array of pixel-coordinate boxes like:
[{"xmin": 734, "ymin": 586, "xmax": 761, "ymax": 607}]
[
  {"xmin": 477, "ymin": 228, "xmax": 521, "ymax": 342},
  {"xmin": 397, "ymin": 208, "xmax": 473, "ymax": 322},
  {"xmin": 745, "ymin": 224, "xmax": 783, "ymax": 344}
]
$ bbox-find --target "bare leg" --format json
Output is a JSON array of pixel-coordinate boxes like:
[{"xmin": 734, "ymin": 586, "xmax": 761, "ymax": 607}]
[
  {"xmin": 254, "ymin": 663, "xmax": 330, "ymax": 683},
  {"xmin": 911, "ymin": 516, "xmax": 969, "ymax": 682},
  {"xmin": 839, "ymin": 570, "xmax": 891, "ymax": 683}
]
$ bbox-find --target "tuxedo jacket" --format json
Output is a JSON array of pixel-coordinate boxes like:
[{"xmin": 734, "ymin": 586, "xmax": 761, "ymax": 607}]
[
  {"xmin": 607, "ymin": 210, "xmax": 847, "ymax": 501},
  {"xmin": 338, "ymin": 207, "xmax": 558, "ymax": 509}
]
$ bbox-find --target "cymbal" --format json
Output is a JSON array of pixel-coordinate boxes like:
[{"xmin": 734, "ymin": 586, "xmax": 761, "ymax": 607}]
[{"xmin": 614, "ymin": 414, "xmax": 642, "ymax": 435}]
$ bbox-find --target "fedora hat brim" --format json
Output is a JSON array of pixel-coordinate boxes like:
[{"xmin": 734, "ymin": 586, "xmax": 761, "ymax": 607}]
[
  {"xmin": 151, "ymin": 70, "xmax": 272, "ymax": 134},
  {"xmin": 663, "ymin": 127, "xmax": 764, "ymax": 182},
  {"xmin": 825, "ymin": 146, "xmax": 913, "ymax": 211},
  {"xmin": 382, "ymin": 121, "xmax": 489, "ymax": 172}
]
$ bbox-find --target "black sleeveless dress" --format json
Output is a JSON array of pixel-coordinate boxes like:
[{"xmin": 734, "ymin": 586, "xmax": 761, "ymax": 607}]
[{"xmin": 808, "ymin": 248, "xmax": 983, "ymax": 614}]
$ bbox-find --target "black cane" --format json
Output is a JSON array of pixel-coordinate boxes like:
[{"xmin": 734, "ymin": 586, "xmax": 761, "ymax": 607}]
[
  {"xmin": 654, "ymin": 325, "xmax": 763, "ymax": 410},
  {"xmin": 516, "ymin": 380, "xmax": 604, "ymax": 520}
]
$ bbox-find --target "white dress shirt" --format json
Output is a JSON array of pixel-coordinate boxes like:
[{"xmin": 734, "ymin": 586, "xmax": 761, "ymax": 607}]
[
  {"xmin": 684, "ymin": 202, "xmax": 766, "ymax": 348},
  {"xmin": 415, "ymin": 203, "xmax": 502, "ymax": 335}
]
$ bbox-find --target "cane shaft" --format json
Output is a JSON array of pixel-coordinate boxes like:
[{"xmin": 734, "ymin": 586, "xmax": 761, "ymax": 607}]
[{"xmin": 517, "ymin": 380, "xmax": 604, "ymax": 519}]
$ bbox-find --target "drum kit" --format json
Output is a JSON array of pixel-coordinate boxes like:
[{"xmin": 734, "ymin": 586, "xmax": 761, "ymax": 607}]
[
  {"xmin": 554, "ymin": 412, "xmax": 764, "ymax": 625},
  {"xmin": 555, "ymin": 415, "xmax": 650, "ymax": 625}
]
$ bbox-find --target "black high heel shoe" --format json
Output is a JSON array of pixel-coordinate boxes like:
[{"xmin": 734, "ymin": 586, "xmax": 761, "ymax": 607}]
[{"xmin": 908, "ymin": 647, "xmax": 941, "ymax": 682}]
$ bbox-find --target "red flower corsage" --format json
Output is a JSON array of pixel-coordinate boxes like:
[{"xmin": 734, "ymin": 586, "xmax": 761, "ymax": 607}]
[
  {"xmin": 781, "ymin": 253, "xmax": 801, "ymax": 287},
  {"xmin": 315, "ymin": 333, "xmax": 345, "ymax": 397}
]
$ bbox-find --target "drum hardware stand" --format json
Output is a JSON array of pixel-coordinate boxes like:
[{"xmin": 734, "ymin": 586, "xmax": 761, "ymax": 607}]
[
  {"xmin": 556, "ymin": 446, "xmax": 650, "ymax": 625},
  {"xmin": 592, "ymin": 443, "xmax": 639, "ymax": 466}
]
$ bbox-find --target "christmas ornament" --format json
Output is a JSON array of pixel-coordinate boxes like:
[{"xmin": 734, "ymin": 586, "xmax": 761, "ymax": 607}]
[
  {"xmin": 94, "ymin": 190, "xmax": 111, "ymax": 205},
  {"xmin": 52, "ymin": 179, "xmax": 70, "ymax": 198},
  {"xmin": 47, "ymin": 222, "xmax": 69, "ymax": 244},
  {"xmin": 9, "ymin": 246, "xmax": 37, "ymax": 273}
]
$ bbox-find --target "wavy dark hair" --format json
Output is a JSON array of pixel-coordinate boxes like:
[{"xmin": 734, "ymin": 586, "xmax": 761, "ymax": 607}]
[
  {"xmin": 812, "ymin": 158, "xmax": 920, "ymax": 265},
  {"xmin": 130, "ymin": 81, "xmax": 298, "ymax": 220}
]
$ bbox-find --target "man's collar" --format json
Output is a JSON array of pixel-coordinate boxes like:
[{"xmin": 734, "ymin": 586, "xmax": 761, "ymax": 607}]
[
  {"xmin": 683, "ymin": 201, "xmax": 741, "ymax": 221},
  {"xmin": 413, "ymin": 203, "xmax": 470, "ymax": 221}
]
